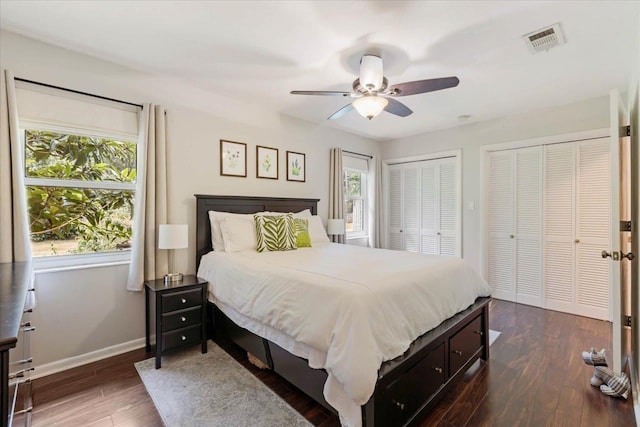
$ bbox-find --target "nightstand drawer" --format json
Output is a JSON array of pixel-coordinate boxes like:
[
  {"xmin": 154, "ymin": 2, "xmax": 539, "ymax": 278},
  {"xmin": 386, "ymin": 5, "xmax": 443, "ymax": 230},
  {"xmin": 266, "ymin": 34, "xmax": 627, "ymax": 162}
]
[
  {"xmin": 162, "ymin": 306, "xmax": 202, "ymax": 332},
  {"xmin": 161, "ymin": 288, "xmax": 203, "ymax": 312},
  {"xmin": 162, "ymin": 325, "xmax": 202, "ymax": 352}
]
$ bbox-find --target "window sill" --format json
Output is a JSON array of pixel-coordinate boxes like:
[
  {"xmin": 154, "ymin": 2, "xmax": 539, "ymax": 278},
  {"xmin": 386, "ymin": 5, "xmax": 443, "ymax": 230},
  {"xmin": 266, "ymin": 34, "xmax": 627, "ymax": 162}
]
[
  {"xmin": 346, "ymin": 234, "xmax": 369, "ymax": 241},
  {"xmin": 33, "ymin": 250, "xmax": 132, "ymax": 273}
]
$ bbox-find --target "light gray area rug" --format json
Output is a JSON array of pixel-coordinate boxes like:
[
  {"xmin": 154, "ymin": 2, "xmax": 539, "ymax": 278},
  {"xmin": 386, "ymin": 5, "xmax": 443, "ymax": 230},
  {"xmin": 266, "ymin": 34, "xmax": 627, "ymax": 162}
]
[
  {"xmin": 489, "ymin": 329, "xmax": 501, "ymax": 346},
  {"xmin": 135, "ymin": 342, "xmax": 312, "ymax": 427}
]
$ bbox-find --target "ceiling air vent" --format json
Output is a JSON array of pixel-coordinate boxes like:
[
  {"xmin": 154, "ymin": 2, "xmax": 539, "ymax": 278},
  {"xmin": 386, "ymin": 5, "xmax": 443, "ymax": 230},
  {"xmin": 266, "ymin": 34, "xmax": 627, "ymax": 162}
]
[{"xmin": 523, "ymin": 23, "xmax": 565, "ymax": 54}]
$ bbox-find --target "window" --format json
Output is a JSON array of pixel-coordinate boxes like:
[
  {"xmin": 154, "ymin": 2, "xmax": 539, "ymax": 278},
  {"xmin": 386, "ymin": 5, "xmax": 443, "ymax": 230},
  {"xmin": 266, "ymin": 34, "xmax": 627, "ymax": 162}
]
[
  {"xmin": 24, "ymin": 129, "xmax": 137, "ymax": 257},
  {"xmin": 344, "ymin": 169, "xmax": 367, "ymax": 237}
]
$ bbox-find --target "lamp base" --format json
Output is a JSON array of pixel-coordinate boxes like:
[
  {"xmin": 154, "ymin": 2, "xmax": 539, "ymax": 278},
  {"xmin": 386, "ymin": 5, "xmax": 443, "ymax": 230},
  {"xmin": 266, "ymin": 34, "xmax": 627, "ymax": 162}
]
[{"xmin": 164, "ymin": 273, "xmax": 183, "ymax": 283}]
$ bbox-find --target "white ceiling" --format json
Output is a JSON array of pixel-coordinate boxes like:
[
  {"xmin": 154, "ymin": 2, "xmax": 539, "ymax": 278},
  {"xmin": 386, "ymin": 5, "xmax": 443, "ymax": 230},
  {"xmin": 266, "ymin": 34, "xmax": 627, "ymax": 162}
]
[{"xmin": 0, "ymin": 1, "xmax": 638, "ymax": 141}]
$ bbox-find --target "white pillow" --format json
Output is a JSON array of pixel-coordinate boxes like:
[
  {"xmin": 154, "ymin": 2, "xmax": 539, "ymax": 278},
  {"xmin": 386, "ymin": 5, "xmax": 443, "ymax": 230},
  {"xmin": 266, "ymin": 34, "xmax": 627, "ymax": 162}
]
[
  {"xmin": 208, "ymin": 211, "xmax": 254, "ymax": 251},
  {"xmin": 220, "ymin": 216, "xmax": 257, "ymax": 252},
  {"xmin": 308, "ymin": 216, "xmax": 330, "ymax": 244},
  {"xmin": 265, "ymin": 209, "xmax": 312, "ymax": 218}
]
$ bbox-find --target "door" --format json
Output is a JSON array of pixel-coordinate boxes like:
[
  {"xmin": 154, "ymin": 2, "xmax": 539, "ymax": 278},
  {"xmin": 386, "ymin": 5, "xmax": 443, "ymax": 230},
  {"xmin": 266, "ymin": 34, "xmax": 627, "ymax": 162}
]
[
  {"xmin": 388, "ymin": 166, "xmax": 403, "ymax": 250},
  {"xmin": 439, "ymin": 158, "xmax": 458, "ymax": 256}
]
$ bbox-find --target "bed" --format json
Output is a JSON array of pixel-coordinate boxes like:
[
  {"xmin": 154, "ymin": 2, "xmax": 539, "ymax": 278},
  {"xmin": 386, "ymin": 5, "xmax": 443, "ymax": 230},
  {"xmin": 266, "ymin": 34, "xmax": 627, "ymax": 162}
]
[{"xmin": 195, "ymin": 194, "xmax": 491, "ymax": 427}]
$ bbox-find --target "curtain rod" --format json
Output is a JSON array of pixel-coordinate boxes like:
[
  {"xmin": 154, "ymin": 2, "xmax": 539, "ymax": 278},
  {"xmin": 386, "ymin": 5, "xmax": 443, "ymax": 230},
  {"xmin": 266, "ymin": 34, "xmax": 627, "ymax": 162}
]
[
  {"xmin": 15, "ymin": 77, "xmax": 144, "ymax": 109},
  {"xmin": 343, "ymin": 150, "xmax": 373, "ymax": 159}
]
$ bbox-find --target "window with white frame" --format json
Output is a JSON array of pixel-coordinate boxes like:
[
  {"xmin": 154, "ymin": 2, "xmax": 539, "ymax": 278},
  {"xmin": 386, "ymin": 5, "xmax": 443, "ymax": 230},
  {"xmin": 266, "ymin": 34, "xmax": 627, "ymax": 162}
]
[
  {"xmin": 16, "ymin": 81, "xmax": 140, "ymax": 259},
  {"xmin": 344, "ymin": 169, "xmax": 367, "ymax": 237},
  {"xmin": 23, "ymin": 129, "xmax": 137, "ymax": 257}
]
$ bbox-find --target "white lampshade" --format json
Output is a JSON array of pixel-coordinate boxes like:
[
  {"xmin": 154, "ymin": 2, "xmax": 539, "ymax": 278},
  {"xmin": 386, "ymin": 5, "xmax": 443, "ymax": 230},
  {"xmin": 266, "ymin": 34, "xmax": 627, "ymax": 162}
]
[
  {"xmin": 352, "ymin": 95, "xmax": 388, "ymax": 120},
  {"xmin": 327, "ymin": 219, "xmax": 345, "ymax": 235},
  {"xmin": 158, "ymin": 224, "xmax": 188, "ymax": 249}
]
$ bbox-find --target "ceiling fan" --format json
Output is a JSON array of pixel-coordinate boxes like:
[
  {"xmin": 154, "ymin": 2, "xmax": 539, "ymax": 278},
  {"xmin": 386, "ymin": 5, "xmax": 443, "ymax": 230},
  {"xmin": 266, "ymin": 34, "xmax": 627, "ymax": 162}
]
[{"xmin": 291, "ymin": 54, "xmax": 459, "ymax": 120}]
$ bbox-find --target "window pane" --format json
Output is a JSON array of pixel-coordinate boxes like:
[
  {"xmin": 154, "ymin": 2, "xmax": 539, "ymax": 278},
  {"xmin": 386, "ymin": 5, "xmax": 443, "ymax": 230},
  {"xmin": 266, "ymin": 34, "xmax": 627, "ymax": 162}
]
[
  {"xmin": 344, "ymin": 171, "xmax": 362, "ymax": 197},
  {"xmin": 25, "ymin": 130, "xmax": 136, "ymax": 182},
  {"xmin": 27, "ymin": 186, "xmax": 134, "ymax": 257},
  {"xmin": 345, "ymin": 199, "xmax": 364, "ymax": 233}
]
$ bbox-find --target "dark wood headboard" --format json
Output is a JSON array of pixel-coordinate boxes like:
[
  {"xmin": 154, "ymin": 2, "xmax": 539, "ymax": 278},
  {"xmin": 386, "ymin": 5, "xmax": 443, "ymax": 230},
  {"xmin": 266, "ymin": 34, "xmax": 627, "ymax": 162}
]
[{"xmin": 194, "ymin": 195, "xmax": 319, "ymax": 269}]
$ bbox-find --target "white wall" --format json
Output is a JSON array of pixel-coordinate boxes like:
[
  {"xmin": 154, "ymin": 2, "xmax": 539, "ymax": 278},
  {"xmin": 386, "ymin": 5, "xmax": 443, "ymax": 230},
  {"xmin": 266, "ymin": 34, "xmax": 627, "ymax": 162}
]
[
  {"xmin": 0, "ymin": 30, "xmax": 378, "ymax": 370},
  {"xmin": 379, "ymin": 95, "xmax": 610, "ymax": 272}
]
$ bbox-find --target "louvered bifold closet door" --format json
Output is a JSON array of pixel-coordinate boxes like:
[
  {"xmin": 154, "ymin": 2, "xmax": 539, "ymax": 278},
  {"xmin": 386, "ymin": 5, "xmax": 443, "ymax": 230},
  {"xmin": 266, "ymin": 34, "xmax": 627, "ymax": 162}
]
[
  {"xmin": 515, "ymin": 146, "xmax": 543, "ymax": 307},
  {"xmin": 420, "ymin": 161, "xmax": 438, "ymax": 254},
  {"xmin": 439, "ymin": 158, "xmax": 458, "ymax": 256},
  {"xmin": 488, "ymin": 151, "xmax": 515, "ymax": 301},
  {"xmin": 575, "ymin": 138, "xmax": 610, "ymax": 320},
  {"xmin": 403, "ymin": 165, "xmax": 420, "ymax": 252},
  {"xmin": 544, "ymin": 142, "xmax": 576, "ymax": 313},
  {"xmin": 388, "ymin": 165, "xmax": 404, "ymax": 250}
]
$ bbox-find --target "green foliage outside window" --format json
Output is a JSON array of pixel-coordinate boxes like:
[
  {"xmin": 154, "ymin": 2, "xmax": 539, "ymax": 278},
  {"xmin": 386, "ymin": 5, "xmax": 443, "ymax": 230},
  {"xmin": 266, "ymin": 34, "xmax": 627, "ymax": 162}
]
[{"xmin": 25, "ymin": 130, "xmax": 136, "ymax": 256}]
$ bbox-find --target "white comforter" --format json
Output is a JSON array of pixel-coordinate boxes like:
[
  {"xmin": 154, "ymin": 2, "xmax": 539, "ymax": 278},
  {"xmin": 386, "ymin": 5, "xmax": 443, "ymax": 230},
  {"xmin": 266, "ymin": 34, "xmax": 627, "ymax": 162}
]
[{"xmin": 197, "ymin": 243, "xmax": 491, "ymax": 426}]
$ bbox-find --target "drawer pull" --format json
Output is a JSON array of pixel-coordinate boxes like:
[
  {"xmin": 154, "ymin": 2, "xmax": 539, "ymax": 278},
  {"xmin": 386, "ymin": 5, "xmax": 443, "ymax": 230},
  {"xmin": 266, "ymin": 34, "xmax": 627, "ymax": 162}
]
[
  {"xmin": 14, "ymin": 407, "xmax": 33, "ymax": 416},
  {"xmin": 15, "ymin": 357, "xmax": 33, "ymax": 365},
  {"xmin": 181, "ymin": 316, "xmax": 187, "ymax": 322},
  {"xmin": 473, "ymin": 330, "xmax": 484, "ymax": 336},
  {"xmin": 21, "ymin": 321, "xmax": 31, "ymax": 327},
  {"xmin": 433, "ymin": 366, "xmax": 443, "ymax": 373},
  {"xmin": 453, "ymin": 350, "xmax": 463, "ymax": 356},
  {"xmin": 181, "ymin": 298, "xmax": 187, "ymax": 304},
  {"xmin": 23, "ymin": 308, "xmax": 33, "ymax": 314},
  {"xmin": 181, "ymin": 335, "xmax": 187, "ymax": 341},
  {"xmin": 9, "ymin": 367, "xmax": 35, "ymax": 379},
  {"xmin": 393, "ymin": 400, "xmax": 405, "ymax": 411},
  {"xmin": 24, "ymin": 326, "xmax": 36, "ymax": 332}
]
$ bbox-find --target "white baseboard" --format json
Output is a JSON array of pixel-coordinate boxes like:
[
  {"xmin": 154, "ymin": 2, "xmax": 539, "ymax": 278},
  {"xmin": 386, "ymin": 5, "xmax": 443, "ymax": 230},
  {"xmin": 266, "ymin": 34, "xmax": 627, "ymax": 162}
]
[{"xmin": 32, "ymin": 337, "xmax": 146, "ymax": 380}]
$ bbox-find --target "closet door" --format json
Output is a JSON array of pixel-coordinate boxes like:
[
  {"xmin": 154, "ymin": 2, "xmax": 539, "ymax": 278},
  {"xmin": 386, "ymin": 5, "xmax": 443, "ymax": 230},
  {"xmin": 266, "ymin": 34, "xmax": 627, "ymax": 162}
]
[
  {"xmin": 420, "ymin": 161, "xmax": 438, "ymax": 254},
  {"xmin": 439, "ymin": 158, "xmax": 458, "ymax": 256},
  {"xmin": 388, "ymin": 166, "xmax": 403, "ymax": 250},
  {"xmin": 402, "ymin": 165, "xmax": 420, "ymax": 252},
  {"xmin": 544, "ymin": 143, "xmax": 576, "ymax": 313},
  {"xmin": 575, "ymin": 138, "xmax": 610, "ymax": 319},
  {"xmin": 515, "ymin": 146, "xmax": 543, "ymax": 307},
  {"xmin": 487, "ymin": 151, "xmax": 515, "ymax": 301}
]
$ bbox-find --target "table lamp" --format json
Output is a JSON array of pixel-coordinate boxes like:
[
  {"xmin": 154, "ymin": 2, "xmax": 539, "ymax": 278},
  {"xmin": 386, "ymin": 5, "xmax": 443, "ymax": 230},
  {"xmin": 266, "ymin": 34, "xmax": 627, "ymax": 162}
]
[
  {"xmin": 158, "ymin": 224, "xmax": 188, "ymax": 282},
  {"xmin": 327, "ymin": 218, "xmax": 346, "ymax": 236}
]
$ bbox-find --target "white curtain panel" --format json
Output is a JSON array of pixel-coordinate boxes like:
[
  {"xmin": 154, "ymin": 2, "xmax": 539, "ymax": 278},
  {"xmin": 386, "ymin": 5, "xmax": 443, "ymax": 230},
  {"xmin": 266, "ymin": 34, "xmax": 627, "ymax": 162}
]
[
  {"xmin": 127, "ymin": 105, "xmax": 169, "ymax": 291},
  {"xmin": 328, "ymin": 147, "xmax": 345, "ymax": 244},
  {"xmin": 368, "ymin": 156, "xmax": 384, "ymax": 248},
  {"xmin": 0, "ymin": 69, "xmax": 32, "ymax": 263}
]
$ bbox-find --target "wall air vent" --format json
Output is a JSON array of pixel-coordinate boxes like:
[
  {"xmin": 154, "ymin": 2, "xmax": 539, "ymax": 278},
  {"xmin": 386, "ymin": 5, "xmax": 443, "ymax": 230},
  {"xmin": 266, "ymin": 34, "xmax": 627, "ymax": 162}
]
[{"xmin": 523, "ymin": 23, "xmax": 566, "ymax": 54}]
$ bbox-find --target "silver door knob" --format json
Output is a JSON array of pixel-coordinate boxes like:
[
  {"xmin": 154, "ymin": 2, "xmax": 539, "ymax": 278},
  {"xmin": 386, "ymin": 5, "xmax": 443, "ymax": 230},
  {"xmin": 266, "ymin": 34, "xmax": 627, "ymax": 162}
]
[
  {"xmin": 602, "ymin": 250, "xmax": 612, "ymax": 259},
  {"xmin": 437, "ymin": 232, "xmax": 441, "ymax": 235}
]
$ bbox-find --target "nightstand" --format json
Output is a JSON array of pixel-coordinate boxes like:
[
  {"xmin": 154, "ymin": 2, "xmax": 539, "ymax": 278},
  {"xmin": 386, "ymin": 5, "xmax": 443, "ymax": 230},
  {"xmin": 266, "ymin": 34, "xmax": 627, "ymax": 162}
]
[{"xmin": 145, "ymin": 275, "xmax": 208, "ymax": 369}]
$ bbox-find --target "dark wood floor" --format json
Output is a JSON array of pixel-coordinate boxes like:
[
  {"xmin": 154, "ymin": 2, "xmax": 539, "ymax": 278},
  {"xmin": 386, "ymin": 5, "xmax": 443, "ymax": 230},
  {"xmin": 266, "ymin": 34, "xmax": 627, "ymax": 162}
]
[{"xmin": 19, "ymin": 300, "xmax": 635, "ymax": 426}]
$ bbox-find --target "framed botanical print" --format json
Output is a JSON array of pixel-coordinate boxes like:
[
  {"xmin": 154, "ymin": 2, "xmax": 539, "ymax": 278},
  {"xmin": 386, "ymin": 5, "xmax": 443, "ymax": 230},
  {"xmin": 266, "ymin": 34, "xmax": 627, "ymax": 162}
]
[
  {"xmin": 220, "ymin": 140, "xmax": 247, "ymax": 177},
  {"xmin": 256, "ymin": 145, "xmax": 278, "ymax": 179},
  {"xmin": 286, "ymin": 151, "xmax": 305, "ymax": 182}
]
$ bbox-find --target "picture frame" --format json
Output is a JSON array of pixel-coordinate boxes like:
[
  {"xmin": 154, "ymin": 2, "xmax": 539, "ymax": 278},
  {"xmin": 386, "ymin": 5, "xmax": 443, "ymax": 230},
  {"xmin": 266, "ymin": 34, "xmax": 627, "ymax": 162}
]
[
  {"xmin": 286, "ymin": 151, "xmax": 306, "ymax": 182},
  {"xmin": 220, "ymin": 140, "xmax": 247, "ymax": 177},
  {"xmin": 256, "ymin": 145, "xmax": 279, "ymax": 180}
]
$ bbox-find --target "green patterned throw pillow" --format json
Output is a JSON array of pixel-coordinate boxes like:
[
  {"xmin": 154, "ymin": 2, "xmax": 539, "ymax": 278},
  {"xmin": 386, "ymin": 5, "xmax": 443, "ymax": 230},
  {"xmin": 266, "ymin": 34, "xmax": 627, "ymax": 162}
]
[
  {"xmin": 293, "ymin": 218, "xmax": 312, "ymax": 248},
  {"xmin": 254, "ymin": 213, "xmax": 297, "ymax": 252}
]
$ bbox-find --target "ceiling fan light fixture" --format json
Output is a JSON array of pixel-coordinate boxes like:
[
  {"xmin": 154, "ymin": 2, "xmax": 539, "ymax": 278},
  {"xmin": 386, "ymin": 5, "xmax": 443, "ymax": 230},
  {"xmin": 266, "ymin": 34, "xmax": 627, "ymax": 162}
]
[
  {"xmin": 353, "ymin": 95, "xmax": 388, "ymax": 120},
  {"xmin": 359, "ymin": 55, "xmax": 384, "ymax": 91}
]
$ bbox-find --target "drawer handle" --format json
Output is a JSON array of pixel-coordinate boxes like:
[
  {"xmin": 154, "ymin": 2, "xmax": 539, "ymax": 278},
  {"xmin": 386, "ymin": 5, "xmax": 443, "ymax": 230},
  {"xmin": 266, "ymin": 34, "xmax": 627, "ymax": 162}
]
[
  {"xmin": 21, "ymin": 321, "xmax": 31, "ymax": 327},
  {"xmin": 15, "ymin": 357, "xmax": 33, "ymax": 365},
  {"xmin": 181, "ymin": 335, "xmax": 187, "ymax": 341},
  {"xmin": 9, "ymin": 367, "xmax": 35, "ymax": 379},
  {"xmin": 24, "ymin": 326, "xmax": 36, "ymax": 333},
  {"xmin": 14, "ymin": 407, "xmax": 33, "ymax": 416},
  {"xmin": 393, "ymin": 400, "xmax": 405, "ymax": 411},
  {"xmin": 473, "ymin": 330, "xmax": 484, "ymax": 336},
  {"xmin": 433, "ymin": 366, "xmax": 443, "ymax": 373},
  {"xmin": 23, "ymin": 308, "xmax": 33, "ymax": 314},
  {"xmin": 453, "ymin": 350, "xmax": 463, "ymax": 356},
  {"xmin": 181, "ymin": 316, "xmax": 187, "ymax": 322},
  {"xmin": 181, "ymin": 298, "xmax": 187, "ymax": 304}
]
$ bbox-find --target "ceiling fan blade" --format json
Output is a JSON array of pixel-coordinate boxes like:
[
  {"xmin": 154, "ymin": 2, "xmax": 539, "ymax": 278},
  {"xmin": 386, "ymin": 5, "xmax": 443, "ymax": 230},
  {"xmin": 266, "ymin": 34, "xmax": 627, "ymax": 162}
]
[
  {"xmin": 328, "ymin": 103, "xmax": 354, "ymax": 120},
  {"xmin": 384, "ymin": 98, "xmax": 413, "ymax": 117},
  {"xmin": 387, "ymin": 76, "xmax": 459, "ymax": 96},
  {"xmin": 291, "ymin": 90, "xmax": 352, "ymax": 97}
]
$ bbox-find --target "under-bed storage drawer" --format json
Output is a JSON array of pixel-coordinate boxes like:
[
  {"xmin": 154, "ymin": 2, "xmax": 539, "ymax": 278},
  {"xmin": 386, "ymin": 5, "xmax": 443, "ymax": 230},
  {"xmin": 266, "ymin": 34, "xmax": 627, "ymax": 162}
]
[
  {"xmin": 161, "ymin": 288, "xmax": 202, "ymax": 312},
  {"xmin": 385, "ymin": 343, "xmax": 445, "ymax": 426},
  {"xmin": 448, "ymin": 315, "xmax": 483, "ymax": 376}
]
